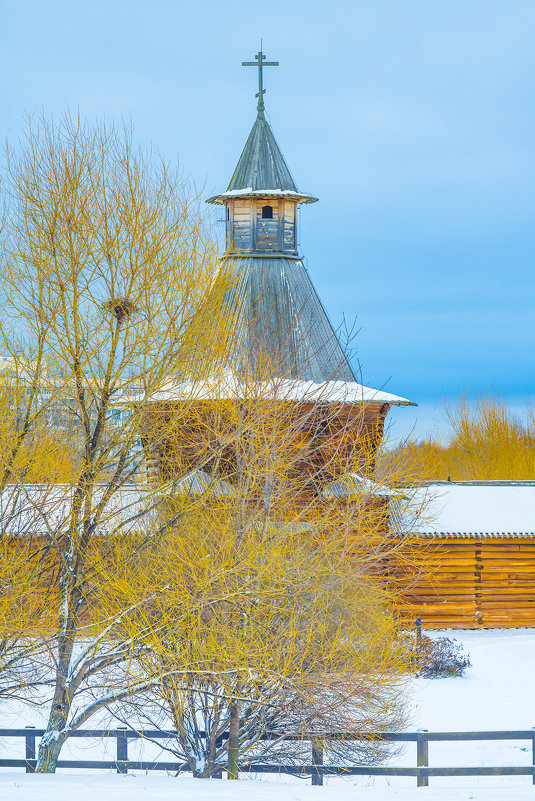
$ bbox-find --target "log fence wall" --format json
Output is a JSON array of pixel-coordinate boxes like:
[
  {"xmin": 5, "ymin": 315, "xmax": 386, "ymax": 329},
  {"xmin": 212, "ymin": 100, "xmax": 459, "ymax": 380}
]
[{"xmin": 392, "ymin": 537, "xmax": 535, "ymax": 629}]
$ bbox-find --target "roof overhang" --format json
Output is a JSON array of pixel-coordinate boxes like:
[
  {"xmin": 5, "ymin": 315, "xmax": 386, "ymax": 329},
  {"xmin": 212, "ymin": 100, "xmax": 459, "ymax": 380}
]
[
  {"xmin": 144, "ymin": 376, "xmax": 415, "ymax": 406},
  {"xmin": 207, "ymin": 189, "xmax": 318, "ymax": 205}
]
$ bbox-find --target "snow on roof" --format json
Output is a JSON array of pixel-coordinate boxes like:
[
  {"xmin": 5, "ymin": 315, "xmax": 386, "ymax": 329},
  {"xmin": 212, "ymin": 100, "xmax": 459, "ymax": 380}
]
[
  {"xmin": 322, "ymin": 473, "xmax": 399, "ymax": 499},
  {"xmin": 207, "ymin": 188, "xmax": 318, "ymax": 204},
  {"xmin": 393, "ymin": 482, "xmax": 535, "ymax": 538},
  {"xmin": 147, "ymin": 376, "xmax": 414, "ymax": 406},
  {"xmin": 0, "ymin": 484, "xmax": 156, "ymax": 537}
]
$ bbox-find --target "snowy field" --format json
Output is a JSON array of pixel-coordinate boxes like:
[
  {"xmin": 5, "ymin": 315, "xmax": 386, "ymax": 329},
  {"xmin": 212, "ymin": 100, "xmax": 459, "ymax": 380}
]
[
  {"xmin": 1, "ymin": 773, "xmax": 534, "ymax": 801},
  {"xmin": 1, "ymin": 629, "xmax": 535, "ymax": 800}
]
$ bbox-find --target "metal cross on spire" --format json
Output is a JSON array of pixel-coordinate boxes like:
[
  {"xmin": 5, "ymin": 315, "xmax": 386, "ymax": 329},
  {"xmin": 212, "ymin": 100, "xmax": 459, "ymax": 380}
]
[{"xmin": 242, "ymin": 44, "xmax": 279, "ymax": 116}]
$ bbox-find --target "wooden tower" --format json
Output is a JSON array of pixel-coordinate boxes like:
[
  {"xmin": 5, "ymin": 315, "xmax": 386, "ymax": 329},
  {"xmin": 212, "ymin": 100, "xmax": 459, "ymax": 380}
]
[{"xmin": 142, "ymin": 49, "xmax": 414, "ymax": 499}]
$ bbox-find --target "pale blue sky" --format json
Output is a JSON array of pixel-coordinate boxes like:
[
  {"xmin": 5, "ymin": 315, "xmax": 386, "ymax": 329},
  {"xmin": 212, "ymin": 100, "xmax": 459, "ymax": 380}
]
[{"xmin": 2, "ymin": 0, "xmax": 534, "ymax": 440}]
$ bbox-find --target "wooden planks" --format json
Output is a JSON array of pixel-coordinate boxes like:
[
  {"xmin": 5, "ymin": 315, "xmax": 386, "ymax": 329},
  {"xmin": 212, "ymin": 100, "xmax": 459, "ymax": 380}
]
[
  {"xmin": 232, "ymin": 200, "xmax": 253, "ymax": 250},
  {"xmin": 393, "ymin": 536, "xmax": 535, "ymax": 629},
  {"xmin": 255, "ymin": 201, "xmax": 280, "ymax": 251}
]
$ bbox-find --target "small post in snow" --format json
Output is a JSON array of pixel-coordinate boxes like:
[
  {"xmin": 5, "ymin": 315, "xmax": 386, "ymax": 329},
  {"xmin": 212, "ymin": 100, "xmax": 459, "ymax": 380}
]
[
  {"xmin": 311, "ymin": 740, "xmax": 323, "ymax": 786},
  {"xmin": 116, "ymin": 726, "xmax": 128, "ymax": 774},
  {"xmin": 25, "ymin": 726, "xmax": 36, "ymax": 774},
  {"xmin": 416, "ymin": 729, "xmax": 429, "ymax": 788},
  {"xmin": 416, "ymin": 616, "xmax": 422, "ymax": 643}
]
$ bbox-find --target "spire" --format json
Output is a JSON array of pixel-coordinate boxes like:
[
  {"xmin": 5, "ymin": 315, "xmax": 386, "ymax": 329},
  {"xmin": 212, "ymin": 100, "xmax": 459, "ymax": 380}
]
[
  {"xmin": 227, "ymin": 114, "xmax": 298, "ymax": 194},
  {"xmin": 199, "ymin": 49, "xmax": 414, "ymax": 402},
  {"xmin": 227, "ymin": 46, "xmax": 297, "ymax": 193},
  {"xmin": 203, "ymin": 48, "xmax": 352, "ymax": 383},
  {"xmin": 208, "ymin": 47, "xmax": 317, "ymax": 204}
]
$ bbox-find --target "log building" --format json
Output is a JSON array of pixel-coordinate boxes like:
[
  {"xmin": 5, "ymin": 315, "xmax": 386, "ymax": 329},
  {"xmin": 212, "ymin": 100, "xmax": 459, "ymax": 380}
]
[{"xmin": 390, "ymin": 481, "xmax": 535, "ymax": 629}]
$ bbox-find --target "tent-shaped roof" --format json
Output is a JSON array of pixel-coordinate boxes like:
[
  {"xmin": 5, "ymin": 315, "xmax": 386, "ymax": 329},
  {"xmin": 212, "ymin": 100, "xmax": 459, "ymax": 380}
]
[
  {"xmin": 208, "ymin": 108, "xmax": 317, "ymax": 205},
  {"xmin": 229, "ymin": 111, "xmax": 297, "ymax": 193},
  {"xmin": 201, "ymin": 58, "xmax": 414, "ymax": 404}
]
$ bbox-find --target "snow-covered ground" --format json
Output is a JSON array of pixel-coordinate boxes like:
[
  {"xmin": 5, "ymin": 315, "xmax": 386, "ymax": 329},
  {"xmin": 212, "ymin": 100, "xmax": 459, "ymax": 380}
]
[
  {"xmin": 1, "ymin": 629, "xmax": 535, "ymax": 800},
  {"xmin": 1, "ymin": 773, "xmax": 534, "ymax": 801}
]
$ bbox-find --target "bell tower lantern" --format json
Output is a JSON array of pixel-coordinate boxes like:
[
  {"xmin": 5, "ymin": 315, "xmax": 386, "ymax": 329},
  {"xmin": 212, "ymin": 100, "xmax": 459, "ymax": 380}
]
[{"xmin": 208, "ymin": 48, "xmax": 317, "ymax": 257}]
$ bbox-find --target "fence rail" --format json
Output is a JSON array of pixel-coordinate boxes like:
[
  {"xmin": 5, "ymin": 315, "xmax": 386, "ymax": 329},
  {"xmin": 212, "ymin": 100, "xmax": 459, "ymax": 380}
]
[{"xmin": 2, "ymin": 726, "xmax": 535, "ymax": 787}]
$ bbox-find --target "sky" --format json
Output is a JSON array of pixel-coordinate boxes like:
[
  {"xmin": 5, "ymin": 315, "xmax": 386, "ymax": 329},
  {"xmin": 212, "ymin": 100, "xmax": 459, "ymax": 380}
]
[{"xmin": 2, "ymin": 0, "xmax": 534, "ymax": 441}]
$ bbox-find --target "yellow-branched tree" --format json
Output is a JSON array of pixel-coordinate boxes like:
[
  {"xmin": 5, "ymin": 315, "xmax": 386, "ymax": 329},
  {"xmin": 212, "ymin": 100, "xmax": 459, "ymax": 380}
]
[
  {"xmin": 0, "ymin": 113, "xmax": 235, "ymax": 772},
  {"xmin": 384, "ymin": 395, "xmax": 535, "ymax": 481},
  {"xmin": 104, "ymin": 363, "xmax": 419, "ymax": 778},
  {"xmin": 0, "ymin": 115, "xmax": 424, "ymax": 777}
]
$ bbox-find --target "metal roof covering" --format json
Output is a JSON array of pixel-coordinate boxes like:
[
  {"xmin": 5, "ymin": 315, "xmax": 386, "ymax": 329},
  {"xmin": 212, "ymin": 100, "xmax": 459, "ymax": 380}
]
[{"xmin": 391, "ymin": 482, "xmax": 535, "ymax": 538}]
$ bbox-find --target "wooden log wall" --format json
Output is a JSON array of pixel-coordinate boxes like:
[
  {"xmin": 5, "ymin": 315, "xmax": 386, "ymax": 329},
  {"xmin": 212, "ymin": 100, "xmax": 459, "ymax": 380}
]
[
  {"xmin": 226, "ymin": 198, "xmax": 299, "ymax": 255},
  {"xmin": 140, "ymin": 400, "xmax": 390, "ymax": 495},
  {"xmin": 390, "ymin": 536, "xmax": 535, "ymax": 629}
]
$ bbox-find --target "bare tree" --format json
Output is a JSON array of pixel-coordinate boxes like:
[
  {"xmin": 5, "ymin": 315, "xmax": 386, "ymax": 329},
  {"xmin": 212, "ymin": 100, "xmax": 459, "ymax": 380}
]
[
  {"xmin": 0, "ymin": 113, "xmax": 234, "ymax": 771},
  {"xmin": 115, "ymin": 359, "xmax": 416, "ymax": 778}
]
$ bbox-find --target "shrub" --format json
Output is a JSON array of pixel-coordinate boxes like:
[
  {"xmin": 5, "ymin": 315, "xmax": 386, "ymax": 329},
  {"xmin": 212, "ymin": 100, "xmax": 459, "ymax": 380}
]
[{"xmin": 416, "ymin": 635, "xmax": 471, "ymax": 678}]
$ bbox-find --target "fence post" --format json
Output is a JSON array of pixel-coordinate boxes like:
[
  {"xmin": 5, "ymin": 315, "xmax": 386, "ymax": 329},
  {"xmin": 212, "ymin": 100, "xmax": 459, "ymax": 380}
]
[
  {"xmin": 116, "ymin": 726, "xmax": 128, "ymax": 774},
  {"xmin": 213, "ymin": 734, "xmax": 224, "ymax": 778},
  {"xmin": 416, "ymin": 729, "xmax": 429, "ymax": 788},
  {"xmin": 531, "ymin": 726, "xmax": 535, "ymax": 784},
  {"xmin": 416, "ymin": 616, "xmax": 422, "ymax": 643},
  {"xmin": 25, "ymin": 726, "xmax": 36, "ymax": 774},
  {"xmin": 311, "ymin": 740, "xmax": 323, "ymax": 786}
]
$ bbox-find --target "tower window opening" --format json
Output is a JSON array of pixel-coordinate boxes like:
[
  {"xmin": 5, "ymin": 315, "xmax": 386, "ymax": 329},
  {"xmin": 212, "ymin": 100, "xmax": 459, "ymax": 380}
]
[{"xmin": 261, "ymin": 205, "xmax": 273, "ymax": 219}]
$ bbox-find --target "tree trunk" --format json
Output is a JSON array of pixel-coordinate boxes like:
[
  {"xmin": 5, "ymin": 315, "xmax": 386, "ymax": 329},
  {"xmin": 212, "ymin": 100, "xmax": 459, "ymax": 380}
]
[
  {"xmin": 35, "ymin": 582, "xmax": 77, "ymax": 773},
  {"xmin": 227, "ymin": 699, "xmax": 241, "ymax": 780},
  {"xmin": 35, "ymin": 714, "xmax": 68, "ymax": 773}
]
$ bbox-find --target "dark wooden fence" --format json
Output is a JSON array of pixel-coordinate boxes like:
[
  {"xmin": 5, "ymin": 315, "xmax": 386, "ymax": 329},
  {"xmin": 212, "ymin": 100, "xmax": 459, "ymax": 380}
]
[{"xmin": 2, "ymin": 727, "xmax": 535, "ymax": 787}]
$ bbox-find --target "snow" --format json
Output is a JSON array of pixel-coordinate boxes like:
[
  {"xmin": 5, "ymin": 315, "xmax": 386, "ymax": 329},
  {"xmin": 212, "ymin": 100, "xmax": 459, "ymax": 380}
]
[
  {"xmin": 1, "ymin": 773, "xmax": 534, "ymax": 801},
  {"xmin": 150, "ymin": 375, "xmax": 414, "ymax": 406},
  {"xmin": 396, "ymin": 482, "xmax": 535, "ymax": 537},
  {"xmin": 207, "ymin": 188, "xmax": 318, "ymax": 204},
  {"xmin": 410, "ymin": 629, "xmax": 534, "ymax": 730},
  {"xmin": 0, "ymin": 484, "xmax": 155, "ymax": 537},
  {"xmin": 1, "ymin": 629, "xmax": 535, "ymax": 799}
]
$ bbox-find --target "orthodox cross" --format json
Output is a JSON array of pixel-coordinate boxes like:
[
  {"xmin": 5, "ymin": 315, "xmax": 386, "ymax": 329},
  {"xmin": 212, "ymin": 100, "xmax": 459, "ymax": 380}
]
[{"xmin": 242, "ymin": 46, "xmax": 279, "ymax": 114}]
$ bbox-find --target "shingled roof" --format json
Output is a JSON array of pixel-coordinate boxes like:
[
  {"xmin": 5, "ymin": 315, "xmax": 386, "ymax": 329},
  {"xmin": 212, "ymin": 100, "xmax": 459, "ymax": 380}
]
[
  {"xmin": 228, "ymin": 110, "xmax": 298, "ymax": 193},
  {"xmin": 208, "ymin": 108, "xmax": 317, "ymax": 205}
]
